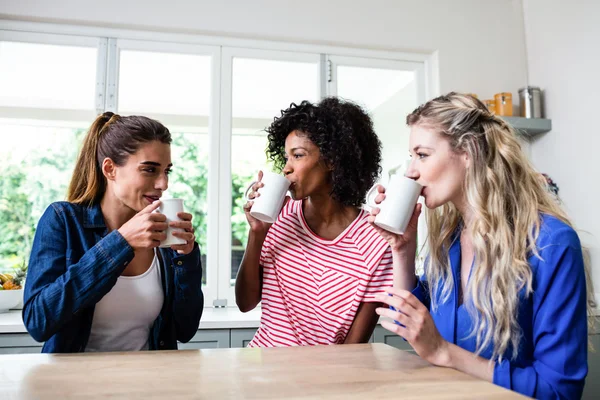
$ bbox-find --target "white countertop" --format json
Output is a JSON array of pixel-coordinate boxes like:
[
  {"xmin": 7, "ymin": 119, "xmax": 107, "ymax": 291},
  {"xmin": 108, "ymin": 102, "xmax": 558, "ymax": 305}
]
[
  {"xmin": 2, "ymin": 306, "xmax": 598, "ymax": 335},
  {"xmin": 0, "ymin": 311, "xmax": 27, "ymax": 334},
  {"xmin": 0, "ymin": 307, "xmax": 263, "ymax": 334}
]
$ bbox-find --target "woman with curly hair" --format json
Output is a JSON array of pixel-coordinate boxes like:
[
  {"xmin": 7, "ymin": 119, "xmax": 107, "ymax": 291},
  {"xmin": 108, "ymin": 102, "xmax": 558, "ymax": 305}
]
[
  {"xmin": 236, "ymin": 97, "xmax": 393, "ymax": 347},
  {"xmin": 371, "ymin": 92, "xmax": 595, "ymax": 398}
]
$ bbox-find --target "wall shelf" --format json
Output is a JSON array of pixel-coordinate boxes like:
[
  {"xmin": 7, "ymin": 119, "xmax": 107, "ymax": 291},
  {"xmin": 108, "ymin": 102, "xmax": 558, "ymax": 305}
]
[{"xmin": 500, "ymin": 116, "xmax": 552, "ymax": 139}]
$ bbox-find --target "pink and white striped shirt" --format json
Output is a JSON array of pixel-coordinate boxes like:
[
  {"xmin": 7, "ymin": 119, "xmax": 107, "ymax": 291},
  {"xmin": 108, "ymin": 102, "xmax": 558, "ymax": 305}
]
[{"xmin": 248, "ymin": 199, "xmax": 393, "ymax": 347}]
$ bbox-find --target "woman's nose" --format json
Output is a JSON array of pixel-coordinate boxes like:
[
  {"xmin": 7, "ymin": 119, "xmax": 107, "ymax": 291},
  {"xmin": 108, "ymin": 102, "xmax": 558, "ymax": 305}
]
[
  {"xmin": 283, "ymin": 160, "xmax": 293, "ymax": 176},
  {"xmin": 156, "ymin": 174, "xmax": 168, "ymax": 191},
  {"xmin": 405, "ymin": 159, "xmax": 419, "ymax": 180}
]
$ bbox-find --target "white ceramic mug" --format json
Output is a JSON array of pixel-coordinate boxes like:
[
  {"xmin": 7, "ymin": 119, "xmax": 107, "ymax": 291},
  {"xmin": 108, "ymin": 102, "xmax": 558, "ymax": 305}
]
[
  {"xmin": 157, "ymin": 199, "xmax": 187, "ymax": 248},
  {"xmin": 367, "ymin": 174, "xmax": 422, "ymax": 235},
  {"xmin": 244, "ymin": 171, "xmax": 290, "ymax": 224}
]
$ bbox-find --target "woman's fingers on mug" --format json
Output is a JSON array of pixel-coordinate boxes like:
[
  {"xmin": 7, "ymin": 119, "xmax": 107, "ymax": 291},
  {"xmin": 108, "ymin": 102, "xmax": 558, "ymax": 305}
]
[
  {"xmin": 247, "ymin": 190, "xmax": 261, "ymax": 200},
  {"xmin": 151, "ymin": 221, "xmax": 169, "ymax": 232},
  {"xmin": 407, "ymin": 203, "xmax": 422, "ymax": 227},
  {"xmin": 172, "ymin": 230, "xmax": 194, "ymax": 241},
  {"xmin": 243, "ymin": 200, "xmax": 254, "ymax": 212},
  {"xmin": 371, "ymin": 222, "xmax": 395, "ymax": 239},
  {"xmin": 374, "ymin": 193, "xmax": 386, "ymax": 204},
  {"xmin": 151, "ymin": 231, "xmax": 167, "ymax": 243},
  {"xmin": 140, "ymin": 200, "xmax": 162, "ymax": 214},
  {"xmin": 377, "ymin": 184, "xmax": 386, "ymax": 194},
  {"xmin": 170, "ymin": 220, "xmax": 192, "ymax": 230},
  {"xmin": 251, "ymin": 182, "xmax": 264, "ymax": 194},
  {"xmin": 176, "ymin": 212, "xmax": 193, "ymax": 222},
  {"xmin": 149, "ymin": 212, "xmax": 167, "ymax": 222}
]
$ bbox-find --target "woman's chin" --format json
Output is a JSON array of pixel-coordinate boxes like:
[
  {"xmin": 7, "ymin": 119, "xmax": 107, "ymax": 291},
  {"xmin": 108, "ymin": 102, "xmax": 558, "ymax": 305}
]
[
  {"xmin": 424, "ymin": 197, "xmax": 437, "ymax": 209},
  {"xmin": 289, "ymin": 190, "xmax": 300, "ymax": 201}
]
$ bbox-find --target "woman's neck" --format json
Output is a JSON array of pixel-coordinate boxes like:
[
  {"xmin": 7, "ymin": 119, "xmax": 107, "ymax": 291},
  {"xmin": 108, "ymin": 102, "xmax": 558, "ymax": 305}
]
[
  {"xmin": 100, "ymin": 194, "xmax": 136, "ymax": 232},
  {"xmin": 452, "ymin": 193, "xmax": 475, "ymax": 234},
  {"xmin": 302, "ymin": 193, "xmax": 359, "ymax": 239}
]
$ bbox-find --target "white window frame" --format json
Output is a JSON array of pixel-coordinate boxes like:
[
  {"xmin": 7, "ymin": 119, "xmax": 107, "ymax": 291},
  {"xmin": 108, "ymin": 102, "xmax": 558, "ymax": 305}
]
[
  {"xmin": 325, "ymin": 55, "xmax": 427, "ymax": 104},
  {"xmin": 0, "ymin": 29, "xmax": 104, "ymax": 123}
]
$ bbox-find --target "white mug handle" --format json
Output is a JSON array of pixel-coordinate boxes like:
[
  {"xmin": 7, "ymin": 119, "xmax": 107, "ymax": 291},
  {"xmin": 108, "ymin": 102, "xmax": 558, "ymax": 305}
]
[
  {"xmin": 244, "ymin": 181, "xmax": 259, "ymax": 202},
  {"xmin": 366, "ymin": 184, "xmax": 385, "ymax": 208}
]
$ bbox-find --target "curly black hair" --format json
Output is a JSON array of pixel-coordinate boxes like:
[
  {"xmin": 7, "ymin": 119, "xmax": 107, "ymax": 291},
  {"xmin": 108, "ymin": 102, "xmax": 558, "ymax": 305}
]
[{"xmin": 265, "ymin": 97, "xmax": 382, "ymax": 207}]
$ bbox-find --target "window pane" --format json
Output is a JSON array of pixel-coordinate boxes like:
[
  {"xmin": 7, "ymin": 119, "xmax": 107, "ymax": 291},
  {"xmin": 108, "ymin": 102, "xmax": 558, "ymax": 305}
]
[
  {"xmin": 168, "ymin": 131, "xmax": 209, "ymax": 284},
  {"xmin": 0, "ymin": 41, "xmax": 96, "ymax": 110},
  {"xmin": 118, "ymin": 50, "xmax": 212, "ymax": 116},
  {"xmin": 117, "ymin": 48, "xmax": 212, "ymax": 285},
  {"xmin": 230, "ymin": 57, "xmax": 319, "ymax": 281},
  {"xmin": 0, "ymin": 121, "xmax": 85, "ymax": 274},
  {"xmin": 337, "ymin": 66, "xmax": 418, "ymax": 174}
]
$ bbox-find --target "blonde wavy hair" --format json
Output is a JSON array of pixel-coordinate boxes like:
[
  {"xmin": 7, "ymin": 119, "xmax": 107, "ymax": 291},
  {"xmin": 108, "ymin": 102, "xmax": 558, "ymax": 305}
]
[{"xmin": 407, "ymin": 92, "xmax": 596, "ymax": 361}]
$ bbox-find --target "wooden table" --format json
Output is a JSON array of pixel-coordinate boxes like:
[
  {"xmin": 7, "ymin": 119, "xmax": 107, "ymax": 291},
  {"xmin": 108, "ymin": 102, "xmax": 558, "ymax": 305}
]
[{"xmin": 0, "ymin": 343, "xmax": 525, "ymax": 399}]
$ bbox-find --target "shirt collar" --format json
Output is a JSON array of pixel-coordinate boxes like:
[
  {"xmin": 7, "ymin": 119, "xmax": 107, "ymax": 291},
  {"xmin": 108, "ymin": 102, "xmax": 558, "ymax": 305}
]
[{"xmin": 82, "ymin": 202, "xmax": 107, "ymax": 229}]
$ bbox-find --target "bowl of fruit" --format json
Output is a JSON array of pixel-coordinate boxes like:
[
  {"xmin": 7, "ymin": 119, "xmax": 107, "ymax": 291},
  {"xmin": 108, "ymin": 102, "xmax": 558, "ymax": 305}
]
[{"xmin": 0, "ymin": 266, "xmax": 26, "ymax": 313}]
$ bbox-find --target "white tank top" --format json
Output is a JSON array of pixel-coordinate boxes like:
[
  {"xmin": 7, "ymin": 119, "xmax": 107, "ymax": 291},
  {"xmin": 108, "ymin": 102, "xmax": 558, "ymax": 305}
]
[{"xmin": 85, "ymin": 251, "xmax": 164, "ymax": 352}]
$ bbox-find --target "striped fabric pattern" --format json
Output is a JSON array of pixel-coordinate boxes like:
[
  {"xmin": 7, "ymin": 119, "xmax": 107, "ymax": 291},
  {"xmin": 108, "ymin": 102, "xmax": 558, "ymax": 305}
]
[{"xmin": 248, "ymin": 199, "xmax": 393, "ymax": 347}]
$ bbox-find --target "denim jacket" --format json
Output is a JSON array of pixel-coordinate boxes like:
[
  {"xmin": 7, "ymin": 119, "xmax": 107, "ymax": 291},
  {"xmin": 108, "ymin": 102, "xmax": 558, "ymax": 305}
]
[{"xmin": 23, "ymin": 201, "xmax": 204, "ymax": 353}]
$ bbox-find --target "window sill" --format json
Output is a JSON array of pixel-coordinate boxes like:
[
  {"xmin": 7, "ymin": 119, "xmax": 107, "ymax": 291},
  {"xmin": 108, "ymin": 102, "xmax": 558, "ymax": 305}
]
[
  {"xmin": 2, "ymin": 306, "xmax": 598, "ymax": 335},
  {"xmin": 0, "ymin": 307, "xmax": 263, "ymax": 334}
]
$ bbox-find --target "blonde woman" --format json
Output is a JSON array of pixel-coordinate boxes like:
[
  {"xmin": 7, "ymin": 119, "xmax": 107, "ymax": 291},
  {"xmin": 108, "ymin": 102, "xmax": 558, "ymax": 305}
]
[{"xmin": 370, "ymin": 92, "xmax": 594, "ymax": 399}]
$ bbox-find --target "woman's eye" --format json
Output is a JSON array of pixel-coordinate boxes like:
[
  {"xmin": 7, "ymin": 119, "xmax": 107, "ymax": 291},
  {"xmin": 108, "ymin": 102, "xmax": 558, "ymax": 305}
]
[
  {"xmin": 293, "ymin": 153, "xmax": 303, "ymax": 159},
  {"xmin": 165, "ymin": 169, "xmax": 172, "ymax": 175},
  {"xmin": 143, "ymin": 168, "xmax": 156, "ymax": 173},
  {"xmin": 417, "ymin": 153, "xmax": 428, "ymax": 159}
]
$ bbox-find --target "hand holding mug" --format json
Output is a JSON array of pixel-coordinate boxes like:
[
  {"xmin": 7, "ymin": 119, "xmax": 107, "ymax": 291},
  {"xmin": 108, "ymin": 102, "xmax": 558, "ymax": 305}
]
[
  {"xmin": 168, "ymin": 211, "xmax": 195, "ymax": 255},
  {"xmin": 366, "ymin": 173, "xmax": 422, "ymax": 252},
  {"xmin": 369, "ymin": 194, "xmax": 422, "ymax": 252},
  {"xmin": 118, "ymin": 201, "xmax": 168, "ymax": 250},
  {"xmin": 155, "ymin": 199, "xmax": 193, "ymax": 253},
  {"xmin": 243, "ymin": 170, "xmax": 290, "ymax": 234},
  {"xmin": 243, "ymin": 171, "xmax": 272, "ymax": 235}
]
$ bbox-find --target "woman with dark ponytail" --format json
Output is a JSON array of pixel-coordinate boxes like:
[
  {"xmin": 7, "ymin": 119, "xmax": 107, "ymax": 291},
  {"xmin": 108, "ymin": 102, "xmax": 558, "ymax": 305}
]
[{"xmin": 23, "ymin": 112, "xmax": 204, "ymax": 353}]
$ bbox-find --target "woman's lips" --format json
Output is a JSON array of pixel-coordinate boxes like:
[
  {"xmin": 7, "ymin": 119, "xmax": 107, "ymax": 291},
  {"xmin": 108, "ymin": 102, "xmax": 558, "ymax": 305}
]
[{"xmin": 144, "ymin": 195, "xmax": 160, "ymax": 204}]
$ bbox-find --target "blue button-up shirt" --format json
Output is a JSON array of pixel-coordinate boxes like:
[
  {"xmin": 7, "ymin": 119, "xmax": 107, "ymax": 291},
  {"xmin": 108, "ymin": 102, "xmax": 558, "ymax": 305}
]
[
  {"xmin": 23, "ymin": 201, "xmax": 204, "ymax": 353},
  {"xmin": 412, "ymin": 214, "xmax": 588, "ymax": 399}
]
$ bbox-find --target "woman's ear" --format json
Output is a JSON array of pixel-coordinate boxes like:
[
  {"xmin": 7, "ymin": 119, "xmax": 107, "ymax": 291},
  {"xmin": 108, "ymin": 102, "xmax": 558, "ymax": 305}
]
[
  {"xmin": 462, "ymin": 151, "xmax": 470, "ymax": 170},
  {"xmin": 102, "ymin": 158, "xmax": 117, "ymax": 181}
]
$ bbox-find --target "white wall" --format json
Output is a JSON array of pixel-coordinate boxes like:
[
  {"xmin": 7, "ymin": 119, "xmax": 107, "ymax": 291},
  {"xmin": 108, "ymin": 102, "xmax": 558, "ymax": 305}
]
[
  {"xmin": 523, "ymin": 0, "xmax": 600, "ymax": 298},
  {"xmin": 0, "ymin": 0, "xmax": 528, "ymax": 98}
]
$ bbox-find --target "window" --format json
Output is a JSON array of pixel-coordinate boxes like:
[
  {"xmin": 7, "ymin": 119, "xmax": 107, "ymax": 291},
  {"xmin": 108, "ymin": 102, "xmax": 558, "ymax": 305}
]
[
  {"xmin": 114, "ymin": 40, "xmax": 219, "ymax": 301},
  {"xmin": 327, "ymin": 55, "xmax": 429, "ymax": 263},
  {"xmin": 219, "ymin": 49, "xmax": 320, "ymax": 302},
  {"xmin": 0, "ymin": 24, "xmax": 430, "ymax": 306},
  {"xmin": 0, "ymin": 32, "xmax": 99, "ymax": 276},
  {"xmin": 327, "ymin": 56, "xmax": 425, "ymax": 175}
]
